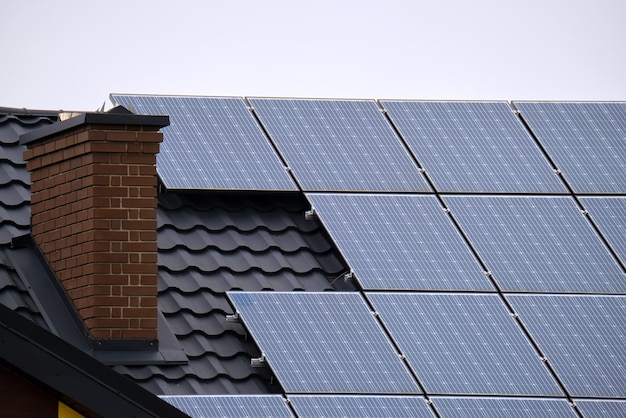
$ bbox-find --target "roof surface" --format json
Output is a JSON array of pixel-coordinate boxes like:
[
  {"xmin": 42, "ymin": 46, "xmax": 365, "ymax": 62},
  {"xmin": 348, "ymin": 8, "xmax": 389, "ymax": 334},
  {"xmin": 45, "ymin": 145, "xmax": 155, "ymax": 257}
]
[{"xmin": 1, "ymin": 99, "xmax": 625, "ymax": 418}]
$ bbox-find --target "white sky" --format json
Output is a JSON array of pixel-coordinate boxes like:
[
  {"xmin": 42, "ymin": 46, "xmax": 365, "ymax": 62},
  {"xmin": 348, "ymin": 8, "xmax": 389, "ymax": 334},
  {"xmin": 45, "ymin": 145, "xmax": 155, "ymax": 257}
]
[{"xmin": 3, "ymin": 0, "xmax": 626, "ymax": 111}]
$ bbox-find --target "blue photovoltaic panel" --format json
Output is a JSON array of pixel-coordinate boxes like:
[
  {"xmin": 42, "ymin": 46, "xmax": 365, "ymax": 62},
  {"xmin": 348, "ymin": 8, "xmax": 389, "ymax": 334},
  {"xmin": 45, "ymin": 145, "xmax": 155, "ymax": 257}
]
[
  {"xmin": 306, "ymin": 193, "xmax": 492, "ymax": 290},
  {"xmin": 160, "ymin": 395, "xmax": 294, "ymax": 418},
  {"xmin": 228, "ymin": 292, "xmax": 420, "ymax": 394},
  {"xmin": 288, "ymin": 395, "xmax": 434, "ymax": 418},
  {"xmin": 580, "ymin": 196, "xmax": 626, "ymax": 265},
  {"xmin": 508, "ymin": 295, "xmax": 626, "ymax": 398},
  {"xmin": 444, "ymin": 196, "xmax": 626, "ymax": 293},
  {"xmin": 248, "ymin": 98, "xmax": 431, "ymax": 192},
  {"xmin": 576, "ymin": 399, "xmax": 626, "ymax": 417},
  {"xmin": 368, "ymin": 293, "xmax": 562, "ymax": 396},
  {"xmin": 431, "ymin": 397, "xmax": 576, "ymax": 418},
  {"xmin": 110, "ymin": 94, "xmax": 297, "ymax": 191},
  {"xmin": 515, "ymin": 102, "xmax": 626, "ymax": 193},
  {"xmin": 381, "ymin": 101, "xmax": 567, "ymax": 193}
]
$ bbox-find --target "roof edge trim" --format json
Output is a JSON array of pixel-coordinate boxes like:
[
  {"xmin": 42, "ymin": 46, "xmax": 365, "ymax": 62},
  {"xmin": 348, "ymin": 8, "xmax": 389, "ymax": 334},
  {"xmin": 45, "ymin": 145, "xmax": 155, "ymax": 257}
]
[{"xmin": 19, "ymin": 107, "xmax": 170, "ymax": 145}]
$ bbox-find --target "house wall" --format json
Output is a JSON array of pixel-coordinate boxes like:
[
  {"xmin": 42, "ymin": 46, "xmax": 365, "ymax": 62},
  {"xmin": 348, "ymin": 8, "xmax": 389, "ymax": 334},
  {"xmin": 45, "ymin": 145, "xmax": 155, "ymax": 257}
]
[{"xmin": 0, "ymin": 362, "xmax": 56, "ymax": 417}]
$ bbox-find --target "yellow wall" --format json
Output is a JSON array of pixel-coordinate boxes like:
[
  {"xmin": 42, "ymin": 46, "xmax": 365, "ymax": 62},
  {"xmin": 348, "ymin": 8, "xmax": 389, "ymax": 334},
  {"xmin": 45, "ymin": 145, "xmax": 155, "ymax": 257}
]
[{"xmin": 58, "ymin": 402, "xmax": 85, "ymax": 418}]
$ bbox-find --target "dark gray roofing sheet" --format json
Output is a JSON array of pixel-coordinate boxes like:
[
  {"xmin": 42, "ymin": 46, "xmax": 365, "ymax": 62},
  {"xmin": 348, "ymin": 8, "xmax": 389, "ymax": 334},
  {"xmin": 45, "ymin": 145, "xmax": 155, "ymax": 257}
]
[
  {"xmin": 115, "ymin": 192, "xmax": 350, "ymax": 395},
  {"xmin": 0, "ymin": 112, "xmax": 55, "ymax": 245},
  {"xmin": 0, "ymin": 248, "xmax": 47, "ymax": 328},
  {"xmin": 0, "ymin": 111, "xmax": 54, "ymax": 329}
]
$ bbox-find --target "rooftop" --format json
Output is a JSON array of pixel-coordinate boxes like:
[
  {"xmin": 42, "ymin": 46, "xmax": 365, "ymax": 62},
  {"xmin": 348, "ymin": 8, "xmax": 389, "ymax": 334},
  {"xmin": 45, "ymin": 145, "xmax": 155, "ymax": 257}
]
[{"xmin": 1, "ymin": 97, "xmax": 625, "ymax": 417}]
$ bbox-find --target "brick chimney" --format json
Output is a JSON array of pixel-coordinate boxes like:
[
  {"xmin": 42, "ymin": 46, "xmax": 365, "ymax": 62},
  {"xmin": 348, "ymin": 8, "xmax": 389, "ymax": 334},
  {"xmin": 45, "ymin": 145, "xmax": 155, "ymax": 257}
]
[{"xmin": 20, "ymin": 107, "xmax": 168, "ymax": 344}]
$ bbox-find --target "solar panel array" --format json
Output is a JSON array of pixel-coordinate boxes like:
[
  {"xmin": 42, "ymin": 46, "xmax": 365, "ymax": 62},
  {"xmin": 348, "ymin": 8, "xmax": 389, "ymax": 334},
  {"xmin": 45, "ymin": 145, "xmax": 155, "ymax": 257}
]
[
  {"xmin": 368, "ymin": 293, "xmax": 562, "ymax": 396},
  {"xmin": 160, "ymin": 395, "xmax": 293, "ymax": 418},
  {"xmin": 382, "ymin": 101, "xmax": 567, "ymax": 193},
  {"xmin": 431, "ymin": 397, "xmax": 576, "ymax": 418},
  {"xmin": 515, "ymin": 102, "xmax": 626, "ymax": 193},
  {"xmin": 249, "ymin": 98, "xmax": 431, "ymax": 192},
  {"xmin": 110, "ymin": 94, "xmax": 297, "ymax": 191},
  {"xmin": 134, "ymin": 97, "xmax": 626, "ymax": 415},
  {"xmin": 444, "ymin": 195, "xmax": 625, "ymax": 293},
  {"xmin": 227, "ymin": 292, "xmax": 419, "ymax": 394},
  {"xmin": 306, "ymin": 193, "xmax": 492, "ymax": 291},
  {"xmin": 288, "ymin": 395, "xmax": 434, "ymax": 418},
  {"xmin": 579, "ymin": 196, "xmax": 626, "ymax": 265},
  {"xmin": 507, "ymin": 295, "xmax": 626, "ymax": 398},
  {"xmin": 576, "ymin": 399, "xmax": 626, "ymax": 417}
]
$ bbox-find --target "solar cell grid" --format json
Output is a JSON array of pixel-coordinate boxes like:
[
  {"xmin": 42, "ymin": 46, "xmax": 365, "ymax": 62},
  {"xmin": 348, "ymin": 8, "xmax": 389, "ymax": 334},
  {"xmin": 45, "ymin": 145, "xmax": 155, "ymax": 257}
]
[
  {"xmin": 288, "ymin": 395, "xmax": 434, "ymax": 418},
  {"xmin": 579, "ymin": 196, "xmax": 626, "ymax": 266},
  {"xmin": 431, "ymin": 397, "xmax": 576, "ymax": 418},
  {"xmin": 515, "ymin": 102, "xmax": 626, "ymax": 193},
  {"xmin": 576, "ymin": 399, "xmax": 626, "ymax": 417},
  {"xmin": 306, "ymin": 193, "xmax": 493, "ymax": 290},
  {"xmin": 228, "ymin": 292, "xmax": 420, "ymax": 394},
  {"xmin": 444, "ymin": 195, "xmax": 626, "ymax": 293},
  {"xmin": 368, "ymin": 293, "xmax": 563, "ymax": 396},
  {"xmin": 381, "ymin": 100, "xmax": 567, "ymax": 193},
  {"xmin": 110, "ymin": 94, "xmax": 297, "ymax": 190},
  {"xmin": 248, "ymin": 98, "xmax": 431, "ymax": 192},
  {"xmin": 507, "ymin": 295, "xmax": 626, "ymax": 398},
  {"xmin": 160, "ymin": 395, "xmax": 294, "ymax": 418}
]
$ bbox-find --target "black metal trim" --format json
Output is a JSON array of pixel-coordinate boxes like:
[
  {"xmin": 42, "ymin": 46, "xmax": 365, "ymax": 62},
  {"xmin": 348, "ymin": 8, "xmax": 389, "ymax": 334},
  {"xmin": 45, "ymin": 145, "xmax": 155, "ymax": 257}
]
[
  {"xmin": 19, "ymin": 106, "xmax": 169, "ymax": 145},
  {"xmin": 0, "ymin": 303, "xmax": 189, "ymax": 418}
]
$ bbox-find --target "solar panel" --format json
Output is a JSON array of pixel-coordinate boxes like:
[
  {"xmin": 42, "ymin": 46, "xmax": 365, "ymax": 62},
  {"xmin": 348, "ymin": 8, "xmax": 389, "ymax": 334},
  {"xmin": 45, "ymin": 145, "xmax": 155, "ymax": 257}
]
[
  {"xmin": 110, "ymin": 94, "xmax": 297, "ymax": 191},
  {"xmin": 507, "ymin": 295, "xmax": 626, "ymax": 398},
  {"xmin": 160, "ymin": 395, "xmax": 294, "ymax": 418},
  {"xmin": 431, "ymin": 396, "xmax": 576, "ymax": 418},
  {"xmin": 306, "ymin": 193, "xmax": 493, "ymax": 291},
  {"xmin": 228, "ymin": 292, "xmax": 420, "ymax": 394},
  {"xmin": 248, "ymin": 98, "xmax": 431, "ymax": 192},
  {"xmin": 381, "ymin": 100, "xmax": 567, "ymax": 193},
  {"xmin": 368, "ymin": 293, "xmax": 563, "ymax": 396},
  {"xmin": 579, "ymin": 196, "xmax": 626, "ymax": 265},
  {"xmin": 515, "ymin": 102, "xmax": 626, "ymax": 193},
  {"xmin": 288, "ymin": 395, "xmax": 434, "ymax": 417},
  {"xmin": 576, "ymin": 399, "xmax": 626, "ymax": 417},
  {"xmin": 444, "ymin": 196, "xmax": 626, "ymax": 293}
]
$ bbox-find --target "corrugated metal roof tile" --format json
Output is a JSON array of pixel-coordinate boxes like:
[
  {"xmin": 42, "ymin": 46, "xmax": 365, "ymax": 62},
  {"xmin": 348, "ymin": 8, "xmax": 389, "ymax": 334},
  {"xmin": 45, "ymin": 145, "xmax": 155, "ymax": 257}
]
[{"xmin": 0, "ymin": 113, "xmax": 55, "ymax": 245}]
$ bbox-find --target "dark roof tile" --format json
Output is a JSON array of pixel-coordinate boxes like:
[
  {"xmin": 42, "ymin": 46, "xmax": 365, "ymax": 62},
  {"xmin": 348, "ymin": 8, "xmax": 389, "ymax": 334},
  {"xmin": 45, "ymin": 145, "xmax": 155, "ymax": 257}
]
[
  {"xmin": 0, "ymin": 112, "xmax": 55, "ymax": 245},
  {"xmin": 0, "ymin": 249, "xmax": 47, "ymax": 329}
]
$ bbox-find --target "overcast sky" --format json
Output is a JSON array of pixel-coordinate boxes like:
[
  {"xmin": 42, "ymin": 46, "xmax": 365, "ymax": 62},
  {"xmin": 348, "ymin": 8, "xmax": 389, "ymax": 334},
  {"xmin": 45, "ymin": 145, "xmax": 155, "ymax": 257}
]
[{"xmin": 3, "ymin": 0, "xmax": 626, "ymax": 111}]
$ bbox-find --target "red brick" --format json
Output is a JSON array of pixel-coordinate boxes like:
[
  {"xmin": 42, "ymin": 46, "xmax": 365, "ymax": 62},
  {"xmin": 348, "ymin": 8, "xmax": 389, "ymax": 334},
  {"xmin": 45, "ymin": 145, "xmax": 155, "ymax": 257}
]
[
  {"xmin": 122, "ymin": 264, "xmax": 157, "ymax": 274},
  {"xmin": 135, "ymin": 132, "xmax": 164, "ymax": 143},
  {"xmin": 122, "ymin": 307, "xmax": 157, "ymax": 318},
  {"xmin": 105, "ymin": 131, "xmax": 137, "ymax": 142},
  {"xmin": 122, "ymin": 286, "xmax": 157, "ymax": 297},
  {"xmin": 121, "ymin": 154, "xmax": 156, "ymax": 165}
]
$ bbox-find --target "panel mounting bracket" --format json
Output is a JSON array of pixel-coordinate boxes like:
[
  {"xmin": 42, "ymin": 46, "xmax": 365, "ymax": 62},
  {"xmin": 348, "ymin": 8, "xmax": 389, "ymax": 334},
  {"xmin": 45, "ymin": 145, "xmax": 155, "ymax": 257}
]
[
  {"xmin": 305, "ymin": 208, "xmax": 317, "ymax": 220},
  {"xmin": 225, "ymin": 312, "xmax": 241, "ymax": 323},
  {"xmin": 251, "ymin": 354, "xmax": 267, "ymax": 368}
]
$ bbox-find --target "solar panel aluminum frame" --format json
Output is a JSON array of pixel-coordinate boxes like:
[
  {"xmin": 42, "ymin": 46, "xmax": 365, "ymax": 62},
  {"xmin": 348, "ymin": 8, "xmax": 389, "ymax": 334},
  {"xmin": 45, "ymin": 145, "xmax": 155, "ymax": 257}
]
[
  {"xmin": 367, "ymin": 292, "xmax": 565, "ymax": 396},
  {"xmin": 227, "ymin": 291, "xmax": 421, "ymax": 395},
  {"xmin": 247, "ymin": 97, "xmax": 432, "ymax": 192},
  {"xmin": 110, "ymin": 94, "xmax": 298, "ymax": 191},
  {"xmin": 507, "ymin": 294, "xmax": 626, "ymax": 398},
  {"xmin": 288, "ymin": 394, "xmax": 435, "ymax": 417},
  {"xmin": 513, "ymin": 101, "xmax": 626, "ymax": 194},
  {"xmin": 379, "ymin": 99, "xmax": 568, "ymax": 194},
  {"xmin": 443, "ymin": 195, "xmax": 626, "ymax": 294},
  {"xmin": 304, "ymin": 192, "xmax": 494, "ymax": 291},
  {"xmin": 160, "ymin": 395, "xmax": 294, "ymax": 418},
  {"xmin": 430, "ymin": 396, "xmax": 577, "ymax": 418}
]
